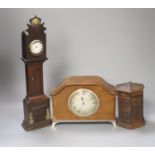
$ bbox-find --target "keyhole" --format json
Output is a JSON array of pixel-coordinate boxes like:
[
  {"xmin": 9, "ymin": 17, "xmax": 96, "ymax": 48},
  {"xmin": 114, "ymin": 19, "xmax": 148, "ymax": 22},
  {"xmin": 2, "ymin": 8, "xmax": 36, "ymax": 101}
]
[{"xmin": 32, "ymin": 77, "xmax": 34, "ymax": 81}]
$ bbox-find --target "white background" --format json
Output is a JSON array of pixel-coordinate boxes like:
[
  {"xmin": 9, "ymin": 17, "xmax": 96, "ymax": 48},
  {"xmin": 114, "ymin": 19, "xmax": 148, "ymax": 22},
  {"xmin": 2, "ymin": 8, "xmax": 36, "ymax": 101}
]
[{"xmin": 0, "ymin": 8, "xmax": 155, "ymax": 147}]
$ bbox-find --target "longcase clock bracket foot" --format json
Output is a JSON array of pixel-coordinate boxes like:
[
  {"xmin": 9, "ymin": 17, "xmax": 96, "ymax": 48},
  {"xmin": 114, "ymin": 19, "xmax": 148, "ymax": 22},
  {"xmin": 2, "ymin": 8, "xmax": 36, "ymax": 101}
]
[{"xmin": 22, "ymin": 119, "xmax": 52, "ymax": 131}]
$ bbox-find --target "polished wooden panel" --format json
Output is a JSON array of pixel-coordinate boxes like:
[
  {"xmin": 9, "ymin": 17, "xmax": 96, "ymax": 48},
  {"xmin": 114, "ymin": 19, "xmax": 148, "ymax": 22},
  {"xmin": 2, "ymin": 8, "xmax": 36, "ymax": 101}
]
[{"xmin": 25, "ymin": 62, "xmax": 43, "ymax": 96}]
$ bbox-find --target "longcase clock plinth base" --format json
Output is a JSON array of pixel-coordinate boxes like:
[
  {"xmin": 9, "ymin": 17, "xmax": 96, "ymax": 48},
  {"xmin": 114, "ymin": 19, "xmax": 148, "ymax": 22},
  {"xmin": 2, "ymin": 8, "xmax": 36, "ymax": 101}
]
[
  {"xmin": 22, "ymin": 95, "xmax": 52, "ymax": 131},
  {"xmin": 22, "ymin": 119, "xmax": 52, "ymax": 131}
]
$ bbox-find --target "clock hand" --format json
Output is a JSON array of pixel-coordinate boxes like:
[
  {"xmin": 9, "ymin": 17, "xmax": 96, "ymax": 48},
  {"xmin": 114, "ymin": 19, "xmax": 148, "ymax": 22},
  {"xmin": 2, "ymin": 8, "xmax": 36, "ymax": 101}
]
[
  {"xmin": 79, "ymin": 102, "xmax": 84, "ymax": 114},
  {"xmin": 77, "ymin": 97, "xmax": 85, "ymax": 113},
  {"xmin": 81, "ymin": 97, "xmax": 85, "ymax": 105}
]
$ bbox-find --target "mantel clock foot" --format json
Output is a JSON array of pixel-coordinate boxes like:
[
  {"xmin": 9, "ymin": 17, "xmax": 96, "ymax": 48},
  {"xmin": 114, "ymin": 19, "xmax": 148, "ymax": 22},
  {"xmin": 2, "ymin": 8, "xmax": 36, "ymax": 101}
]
[
  {"xmin": 112, "ymin": 121, "xmax": 117, "ymax": 127},
  {"xmin": 52, "ymin": 121, "xmax": 58, "ymax": 130}
]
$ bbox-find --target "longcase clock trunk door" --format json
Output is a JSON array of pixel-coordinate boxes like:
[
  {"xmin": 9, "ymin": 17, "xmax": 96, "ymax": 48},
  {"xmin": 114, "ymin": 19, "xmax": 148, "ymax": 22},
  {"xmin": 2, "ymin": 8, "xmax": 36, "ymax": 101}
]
[{"xmin": 25, "ymin": 62, "xmax": 44, "ymax": 96}]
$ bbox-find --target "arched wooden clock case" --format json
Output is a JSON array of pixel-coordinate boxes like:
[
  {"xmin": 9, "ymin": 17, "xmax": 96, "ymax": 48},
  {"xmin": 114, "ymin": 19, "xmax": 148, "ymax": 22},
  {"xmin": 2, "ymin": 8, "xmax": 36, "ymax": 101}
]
[
  {"xmin": 21, "ymin": 16, "xmax": 52, "ymax": 131},
  {"xmin": 51, "ymin": 76, "xmax": 116, "ymax": 127}
]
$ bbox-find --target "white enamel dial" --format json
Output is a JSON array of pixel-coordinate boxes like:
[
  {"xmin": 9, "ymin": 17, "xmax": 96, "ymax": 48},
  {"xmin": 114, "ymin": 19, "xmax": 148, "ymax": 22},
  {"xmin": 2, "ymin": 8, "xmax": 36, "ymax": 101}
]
[
  {"xmin": 68, "ymin": 88, "xmax": 99, "ymax": 117},
  {"xmin": 30, "ymin": 40, "xmax": 43, "ymax": 55}
]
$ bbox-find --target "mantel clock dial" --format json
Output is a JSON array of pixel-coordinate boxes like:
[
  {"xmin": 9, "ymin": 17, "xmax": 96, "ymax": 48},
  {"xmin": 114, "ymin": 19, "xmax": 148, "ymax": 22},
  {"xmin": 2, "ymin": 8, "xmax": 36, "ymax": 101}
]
[
  {"xmin": 21, "ymin": 16, "xmax": 52, "ymax": 131},
  {"xmin": 68, "ymin": 88, "xmax": 99, "ymax": 117}
]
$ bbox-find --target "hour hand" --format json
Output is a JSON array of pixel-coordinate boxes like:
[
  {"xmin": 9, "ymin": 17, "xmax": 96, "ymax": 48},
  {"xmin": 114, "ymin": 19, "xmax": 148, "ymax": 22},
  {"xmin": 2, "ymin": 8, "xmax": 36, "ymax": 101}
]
[{"xmin": 81, "ymin": 97, "xmax": 85, "ymax": 105}]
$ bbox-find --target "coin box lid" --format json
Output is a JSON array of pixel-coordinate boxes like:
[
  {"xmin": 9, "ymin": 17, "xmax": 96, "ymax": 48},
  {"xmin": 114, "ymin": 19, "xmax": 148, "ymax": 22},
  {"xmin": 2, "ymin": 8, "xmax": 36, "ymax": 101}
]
[{"xmin": 116, "ymin": 82, "xmax": 144, "ymax": 93}]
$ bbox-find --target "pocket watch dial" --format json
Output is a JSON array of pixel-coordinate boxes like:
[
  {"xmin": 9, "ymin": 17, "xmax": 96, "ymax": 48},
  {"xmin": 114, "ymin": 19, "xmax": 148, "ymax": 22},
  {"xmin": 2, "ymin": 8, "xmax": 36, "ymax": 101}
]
[
  {"xmin": 68, "ymin": 88, "xmax": 99, "ymax": 117},
  {"xmin": 30, "ymin": 40, "xmax": 43, "ymax": 55}
]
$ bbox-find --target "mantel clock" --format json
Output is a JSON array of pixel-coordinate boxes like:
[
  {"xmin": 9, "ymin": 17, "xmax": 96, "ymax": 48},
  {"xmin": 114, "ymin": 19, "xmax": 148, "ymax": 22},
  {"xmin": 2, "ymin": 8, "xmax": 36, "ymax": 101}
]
[
  {"xmin": 51, "ymin": 76, "xmax": 116, "ymax": 127},
  {"xmin": 21, "ymin": 16, "xmax": 52, "ymax": 131}
]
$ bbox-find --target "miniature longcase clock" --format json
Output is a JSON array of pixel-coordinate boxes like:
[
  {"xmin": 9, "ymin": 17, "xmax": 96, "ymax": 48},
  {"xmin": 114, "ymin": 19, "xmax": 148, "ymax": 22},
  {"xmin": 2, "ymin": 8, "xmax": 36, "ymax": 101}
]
[
  {"xmin": 51, "ymin": 76, "xmax": 116, "ymax": 127},
  {"xmin": 21, "ymin": 16, "xmax": 52, "ymax": 131}
]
